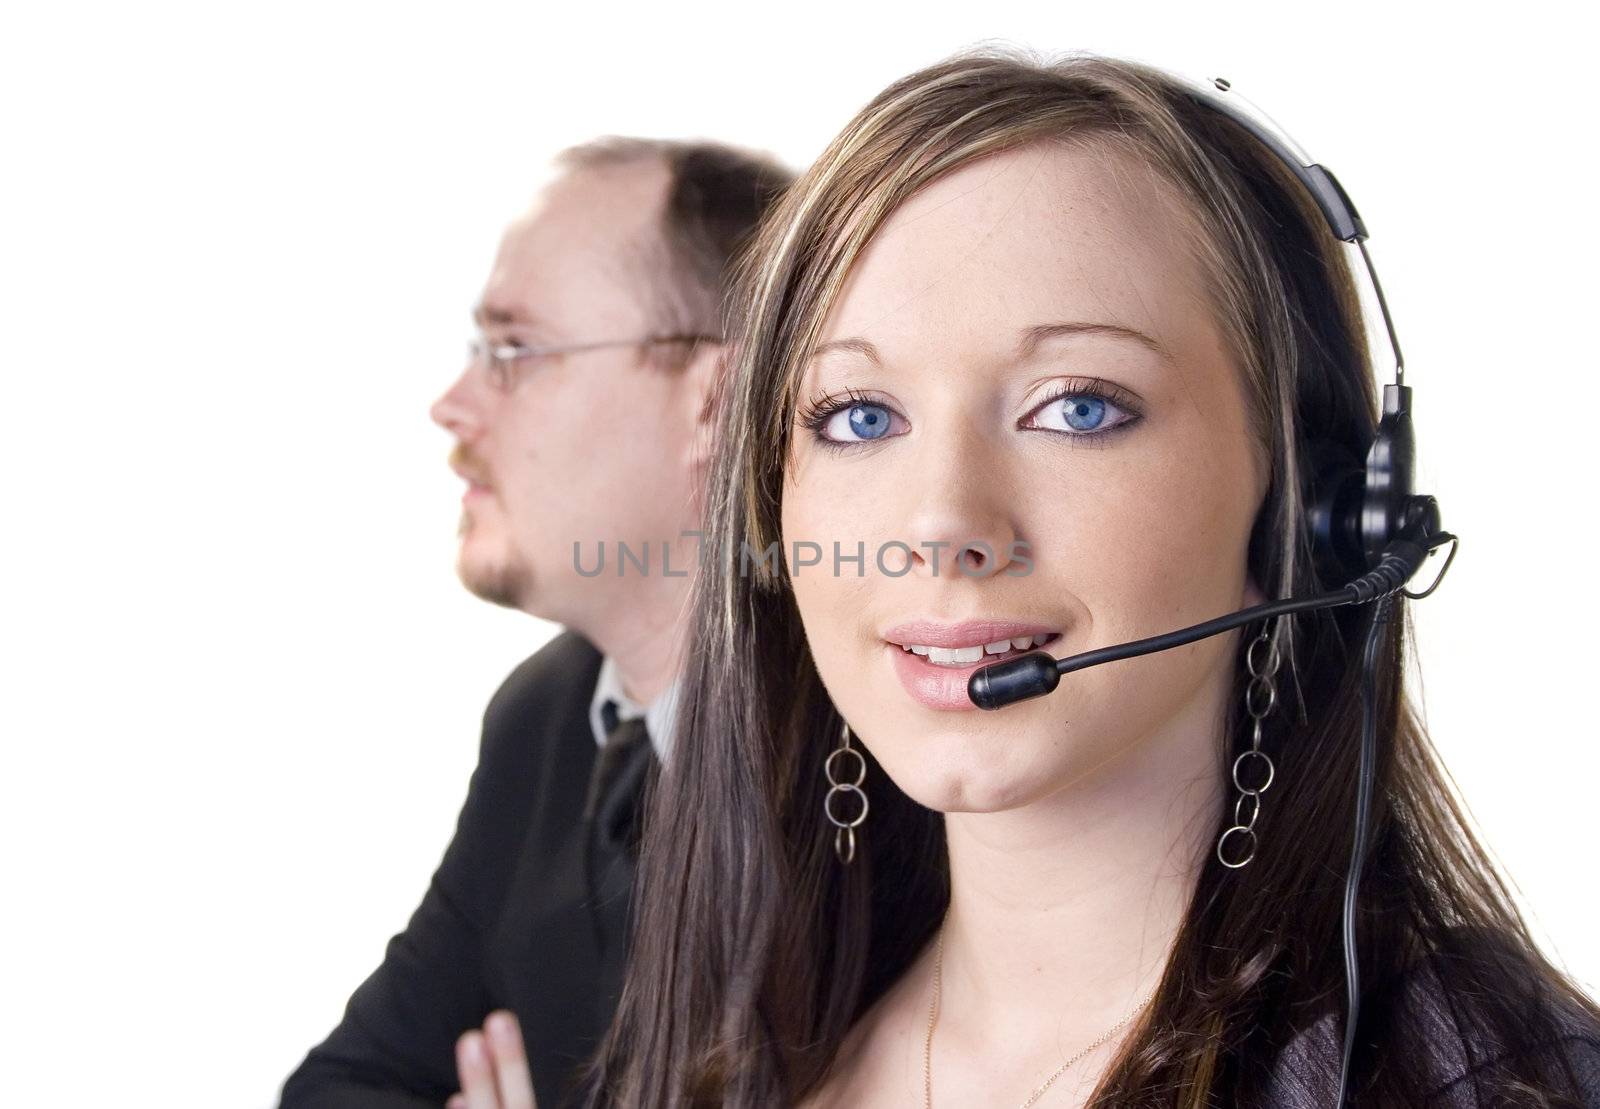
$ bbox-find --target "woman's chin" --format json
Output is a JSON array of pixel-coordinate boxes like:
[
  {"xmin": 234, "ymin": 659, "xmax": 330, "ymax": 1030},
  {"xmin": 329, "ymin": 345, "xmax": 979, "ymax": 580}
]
[{"xmin": 877, "ymin": 741, "xmax": 1067, "ymax": 815}]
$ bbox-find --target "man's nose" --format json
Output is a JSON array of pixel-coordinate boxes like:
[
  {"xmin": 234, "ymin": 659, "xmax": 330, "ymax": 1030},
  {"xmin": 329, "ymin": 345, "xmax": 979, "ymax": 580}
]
[
  {"xmin": 430, "ymin": 364, "xmax": 486, "ymax": 440},
  {"xmin": 900, "ymin": 421, "xmax": 1023, "ymax": 580}
]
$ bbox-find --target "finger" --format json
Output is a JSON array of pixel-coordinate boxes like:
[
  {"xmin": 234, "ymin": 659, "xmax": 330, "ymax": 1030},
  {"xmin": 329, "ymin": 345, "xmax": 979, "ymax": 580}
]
[
  {"xmin": 455, "ymin": 1030, "xmax": 502, "ymax": 1109},
  {"xmin": 485, "ymin": 1010, "xmax": 538, "ymax": 1109},
  {"xmin": 446, "ymin": 1096, "xmax": 468, "ymax": 1109}
]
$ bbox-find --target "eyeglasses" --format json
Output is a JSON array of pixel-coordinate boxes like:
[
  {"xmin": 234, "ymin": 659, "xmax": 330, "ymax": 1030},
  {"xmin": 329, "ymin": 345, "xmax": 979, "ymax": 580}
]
[{"xmin": 465, "ymin": 332, "xmax": 721, "ymax": 392}]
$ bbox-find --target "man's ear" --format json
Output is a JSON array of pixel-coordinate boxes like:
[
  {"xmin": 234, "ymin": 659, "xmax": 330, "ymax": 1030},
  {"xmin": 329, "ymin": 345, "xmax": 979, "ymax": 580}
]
[{"xmin": 684, "ymin": 340, "xmax": 731, "ymax": 473}]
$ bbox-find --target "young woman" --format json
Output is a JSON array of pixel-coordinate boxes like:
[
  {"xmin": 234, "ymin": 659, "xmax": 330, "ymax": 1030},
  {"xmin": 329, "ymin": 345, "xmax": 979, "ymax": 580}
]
[{"xmin": 586, "ymin": 51, "xmax": 1600, "ymax": 1106}]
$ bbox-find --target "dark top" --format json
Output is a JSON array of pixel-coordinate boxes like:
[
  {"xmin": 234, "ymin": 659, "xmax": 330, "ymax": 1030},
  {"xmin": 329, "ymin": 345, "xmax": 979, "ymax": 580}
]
[
  {"xmin": 279, "ymin": 630, "xmax": 647, "ymax": 1109},
  {"xmin": 1260, "ymin": 953, "xmax": 1600, "ymax": 1105}
]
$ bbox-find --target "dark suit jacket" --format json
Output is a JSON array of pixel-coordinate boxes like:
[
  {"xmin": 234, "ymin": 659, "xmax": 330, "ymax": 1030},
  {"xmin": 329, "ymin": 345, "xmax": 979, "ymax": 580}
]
[{"xmin": 280, "ymin": 630, "xmax": 639, "ymax": 1109}]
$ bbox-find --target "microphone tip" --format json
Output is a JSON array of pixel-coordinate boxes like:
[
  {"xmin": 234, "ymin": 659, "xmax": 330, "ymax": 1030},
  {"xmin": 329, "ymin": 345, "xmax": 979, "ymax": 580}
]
[{"xmin": 968, "ymin": 651, "xmax": 1062, "ymax": 710}]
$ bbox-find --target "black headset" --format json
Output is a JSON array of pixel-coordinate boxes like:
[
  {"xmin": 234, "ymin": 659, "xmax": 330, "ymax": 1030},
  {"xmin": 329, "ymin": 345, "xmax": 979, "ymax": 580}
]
[{"xmin": 967, "ymin": 75, "xmax": 1460, "ymax": 1106}]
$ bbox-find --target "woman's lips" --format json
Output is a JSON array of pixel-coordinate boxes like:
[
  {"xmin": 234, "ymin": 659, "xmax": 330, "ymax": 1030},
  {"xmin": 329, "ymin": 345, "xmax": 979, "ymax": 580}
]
[{"xmin": 884, "ymin": 629, "xmax": 1062, "ymax": 711}]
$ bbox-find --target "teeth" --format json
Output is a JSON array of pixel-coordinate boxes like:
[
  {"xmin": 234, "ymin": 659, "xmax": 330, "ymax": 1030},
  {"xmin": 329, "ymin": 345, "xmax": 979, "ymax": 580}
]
[
  {"xmin": 896, "ymin": 633, "xmax": 1058, "ymax": 665},
  {"xmin": 927, "ymin": 645, "xmax": 985, "ymax": 666}
]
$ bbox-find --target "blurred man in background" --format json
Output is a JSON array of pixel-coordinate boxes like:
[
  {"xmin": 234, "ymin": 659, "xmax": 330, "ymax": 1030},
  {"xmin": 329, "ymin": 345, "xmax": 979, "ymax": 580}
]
[{"xmin": 280, "ymin": 137, "xmax": 792, "ymax": 1109}]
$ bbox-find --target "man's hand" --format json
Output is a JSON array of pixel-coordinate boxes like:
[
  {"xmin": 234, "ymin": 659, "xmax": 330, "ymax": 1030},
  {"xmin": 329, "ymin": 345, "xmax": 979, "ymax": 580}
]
[{"xmin": 445, "ymin": 1010, "xmax": 538, "ymax": 1109}]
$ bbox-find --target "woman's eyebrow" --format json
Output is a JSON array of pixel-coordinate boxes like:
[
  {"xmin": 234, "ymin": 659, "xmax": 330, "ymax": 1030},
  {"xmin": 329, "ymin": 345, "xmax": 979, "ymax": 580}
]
[
  {"xmin": 1018, "ymin": 321, "xmax": 1170, "ymax": 363},
  {"xmin": 807, "ymin": 336, "xmax": 882, "ymax": 367},
  {"xmin": 807, "ymin": 323, "xmax": 1169, "ymax": 369}
]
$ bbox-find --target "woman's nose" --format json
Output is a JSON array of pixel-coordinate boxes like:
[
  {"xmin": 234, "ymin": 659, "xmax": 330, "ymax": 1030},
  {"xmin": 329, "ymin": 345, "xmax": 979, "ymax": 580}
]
[{"xmin": 899, "ymin": 421, "xmax": 1023, "ymax": 581}]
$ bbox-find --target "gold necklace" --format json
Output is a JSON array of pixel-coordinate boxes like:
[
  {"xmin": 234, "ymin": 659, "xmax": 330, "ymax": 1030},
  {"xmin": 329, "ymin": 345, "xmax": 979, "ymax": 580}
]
[{"xmin": 922, "ymin": 926, "xmax": 1158, "ymax": 1108}]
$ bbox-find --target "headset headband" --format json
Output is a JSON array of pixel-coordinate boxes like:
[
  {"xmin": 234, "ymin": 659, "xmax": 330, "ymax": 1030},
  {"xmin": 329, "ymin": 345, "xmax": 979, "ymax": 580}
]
[{"xmin": 1176, "ymin": 75, "xmax": 1406, "ymax": 386}]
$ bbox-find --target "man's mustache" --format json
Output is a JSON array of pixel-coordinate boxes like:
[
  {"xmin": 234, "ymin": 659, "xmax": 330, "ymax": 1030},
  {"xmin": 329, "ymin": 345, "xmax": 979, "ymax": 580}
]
[{"xmin": 449, "ymin": 444, "xmax": 492, "ymax": 490}]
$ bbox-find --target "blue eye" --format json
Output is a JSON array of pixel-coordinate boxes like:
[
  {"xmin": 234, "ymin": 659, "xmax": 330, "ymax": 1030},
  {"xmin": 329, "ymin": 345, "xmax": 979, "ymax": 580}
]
[
  {"xmin": 847, "ymin": 404, "xmax": 890, "ymax": 439},
  {"xmin": 797, "ymin": 381, "xmax": 1138, "ymax": 451},
  {"xmin": 796, "ymin": 392, "xmax": 908, "ymax": 448},
  {"xmin": 1025, "ymin": 387, "xmax": 1138, "ymax": 440},
  {"xmin": 1063, "ymin": 396, "xmax": 1104, "ymax": 430}
]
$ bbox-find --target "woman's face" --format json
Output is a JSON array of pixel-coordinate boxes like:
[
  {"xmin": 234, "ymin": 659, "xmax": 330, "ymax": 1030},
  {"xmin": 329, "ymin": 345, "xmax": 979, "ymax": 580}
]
[{"xmin": 781, "ymin": 140, "xmax": 1270, "ymax": 815}]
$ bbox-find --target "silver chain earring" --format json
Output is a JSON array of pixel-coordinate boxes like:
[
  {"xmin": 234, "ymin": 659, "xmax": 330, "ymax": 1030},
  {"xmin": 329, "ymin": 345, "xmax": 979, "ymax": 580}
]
[
  {"xmin": 1217, "ymin": 622, "xmax": 1281, "ymax": 869},
  {"xmin": 824, "ymin": 720, "xmax": 869, "ymax": 865}
]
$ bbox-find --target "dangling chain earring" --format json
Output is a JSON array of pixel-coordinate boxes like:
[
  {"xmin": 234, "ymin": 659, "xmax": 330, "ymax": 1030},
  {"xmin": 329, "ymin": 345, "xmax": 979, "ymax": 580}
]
[
  {"xmin": 1217, "ymin": 621, "xmax": 1281, "ymax": 869},
  {"xmin": 824, "ymin": 720, "xmax": 869, "ymax": 864}
]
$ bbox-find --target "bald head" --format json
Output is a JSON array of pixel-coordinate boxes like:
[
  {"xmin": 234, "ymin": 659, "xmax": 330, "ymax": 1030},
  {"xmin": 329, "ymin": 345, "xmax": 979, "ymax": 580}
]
[{"xmin": 551, "ymin": 137, "xmax": 795, "ymax": 347}]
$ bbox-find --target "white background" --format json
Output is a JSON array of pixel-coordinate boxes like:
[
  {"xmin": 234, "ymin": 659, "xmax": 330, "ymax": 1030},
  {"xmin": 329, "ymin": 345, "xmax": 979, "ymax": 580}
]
[{"xmin": 2, "ymin": 2, "xmax": 1594, "ymax": 1105}]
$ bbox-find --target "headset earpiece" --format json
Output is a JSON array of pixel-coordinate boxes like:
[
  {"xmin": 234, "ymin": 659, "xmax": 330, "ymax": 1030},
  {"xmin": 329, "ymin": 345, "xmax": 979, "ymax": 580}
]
[
  {"xmin": 1306, "ymin": 381, "xmax": 1439, "ymax": 591},
  {"xmin": 1359, "ymin": 384, "xmax": 1418, "ymax": 566},
  {"xmin": 1305, "ymin": 437, "xmax": 1371, "ymax": 588}
]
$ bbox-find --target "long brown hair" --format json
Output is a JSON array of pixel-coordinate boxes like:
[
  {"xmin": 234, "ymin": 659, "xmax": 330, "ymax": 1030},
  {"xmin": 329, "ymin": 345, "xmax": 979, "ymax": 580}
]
[{"xmin": 585, "ymin": 49, "xmax": 1599, "ymax": 1106}]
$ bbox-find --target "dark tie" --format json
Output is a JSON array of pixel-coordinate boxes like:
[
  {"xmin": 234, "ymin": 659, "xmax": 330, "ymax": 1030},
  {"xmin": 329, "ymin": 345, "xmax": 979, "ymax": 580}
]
[
  {"xmin": 581, "ymin": 703, "xmax": 655, "ymax": 965},
  {"xmin": 584, "ymin": 707, "xmax": 652, "ymax": 852}
]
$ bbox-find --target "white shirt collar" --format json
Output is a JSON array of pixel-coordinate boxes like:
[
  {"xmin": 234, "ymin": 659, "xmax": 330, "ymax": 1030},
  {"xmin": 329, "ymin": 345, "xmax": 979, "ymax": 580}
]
[{"xmin": 588, "ymin": 653, "xmax": 677, "ymax": 761}]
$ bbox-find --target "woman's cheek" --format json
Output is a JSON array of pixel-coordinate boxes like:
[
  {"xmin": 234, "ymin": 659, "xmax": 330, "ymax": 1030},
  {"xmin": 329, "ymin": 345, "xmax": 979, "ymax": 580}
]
[{"xmin": 1043, "ymin": 449, "xmax": 1210, "ymax": 559}]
